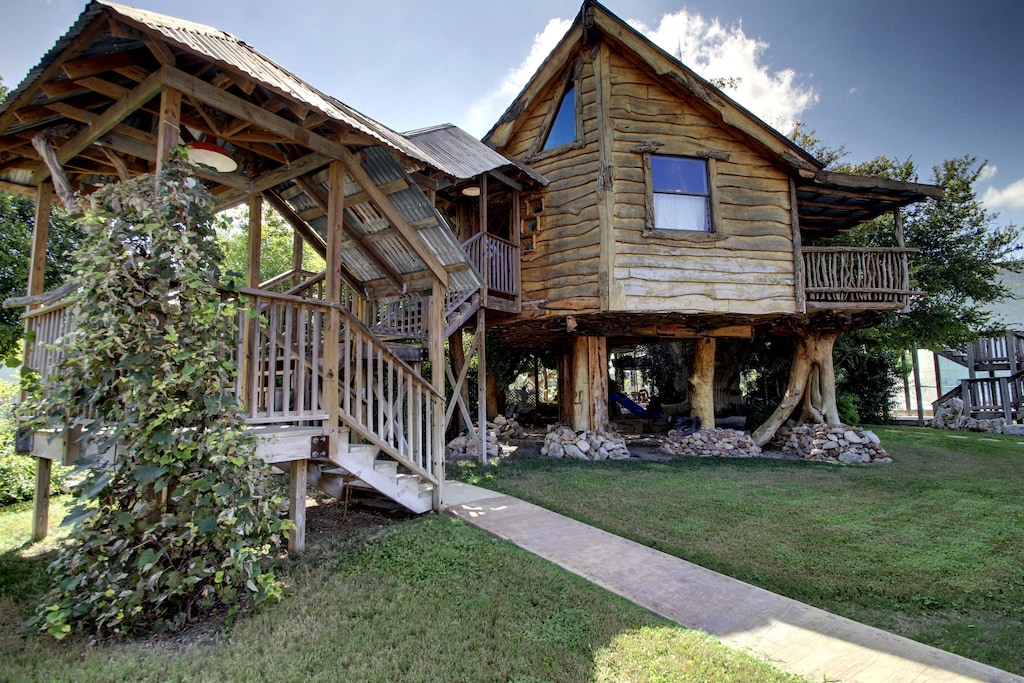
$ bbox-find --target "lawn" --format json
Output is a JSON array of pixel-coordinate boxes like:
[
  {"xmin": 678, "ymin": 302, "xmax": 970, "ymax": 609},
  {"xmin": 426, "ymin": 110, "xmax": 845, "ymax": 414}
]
[
  {"xmin": 0, "ymin": 495, "xmax": 806, "ymax": 682},
  {"xmin": 450, "ymin": 426, "xmax": 1024, "ymax": 676}
]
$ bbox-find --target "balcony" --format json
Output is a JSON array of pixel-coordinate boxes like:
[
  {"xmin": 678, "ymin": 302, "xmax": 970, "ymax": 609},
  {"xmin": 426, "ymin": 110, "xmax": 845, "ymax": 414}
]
[{"xmin": 802, "ymin": 247, "xmax": 917, "ymax": 311}]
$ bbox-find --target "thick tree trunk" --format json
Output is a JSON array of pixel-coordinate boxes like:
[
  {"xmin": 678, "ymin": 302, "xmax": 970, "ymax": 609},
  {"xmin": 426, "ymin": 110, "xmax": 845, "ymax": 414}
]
[
  {"xmin": 688, "ymin": 337, "xmax": 716, "ymax": 427},
  {"xmin": 753, "ymin": 330, "xmax": 841, "ymax": 446}
]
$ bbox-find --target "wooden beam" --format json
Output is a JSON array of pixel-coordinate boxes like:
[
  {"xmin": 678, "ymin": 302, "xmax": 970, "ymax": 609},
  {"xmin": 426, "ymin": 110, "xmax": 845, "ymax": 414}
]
[
  {"xmin": 32, "ymin": 458, "xmax": 52, "ymax": 542},
  {"xmin": 431, "ymin": 279, "xmax": 446, "ymax": 509},
  {"xmin": 689, "ymin": 338, "xmax": 716, "ymax": 427},
  {"xmin": 261, "ymin": 190, "xmax": 326, "ymax": 257},
  {"xmin": 338, "ymin": 147, "xmax": 449, "ymax": 288},
  {"xmin": 247, "ymin": 194, "xmax": 262, "ymax": 288},
  {"xmin": 31, "ymin": 67, "xmax": 165, "ymax": 184},
  {"xmin": 155, "ymin": 86, "xmax": 182, "ymax": 175},
  {"xmin": 161, "ymin": 67, "xmax": 354, "ymax": 162},
  {"xmin": 288, "ymin": 459, "xmax": 306, "ymax": 554},
  {"xmin": 0, "ymin": 12, "xmax": 109, "ymax": 133},
  {"xmin": 214, "ymin": 153, "xmax": 328, "ymax": 207},
  {"xmin": 791, "ymin": 178, "xmax": 806, "ymax": 314},
  {"xmin": 28, "ymin": 184, "xmax": 53, "ymax": 299},
  {"xmin": 0, "ymin": 180, "xmax": 36, "ymax": 197}
]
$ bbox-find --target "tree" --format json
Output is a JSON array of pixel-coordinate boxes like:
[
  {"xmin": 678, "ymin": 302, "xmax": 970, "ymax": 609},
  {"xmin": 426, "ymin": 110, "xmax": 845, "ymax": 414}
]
[
  {"xmin": 0, "ymin": 194, "xmax": 82, "ymax": 363},
  {"xmin": 216, "ymin": 204, "xmax": 324, "ymax": 283},
  {"xmin": 27, "ymin": 159, "xmax": 288, "ymax": 639}
]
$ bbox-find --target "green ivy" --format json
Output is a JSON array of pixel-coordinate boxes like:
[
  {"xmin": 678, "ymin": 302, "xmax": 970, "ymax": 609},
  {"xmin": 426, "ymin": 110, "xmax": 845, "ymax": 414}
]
[{"xmin": 23, "ymin": 159, "xmax": 289, "ymax": 639}]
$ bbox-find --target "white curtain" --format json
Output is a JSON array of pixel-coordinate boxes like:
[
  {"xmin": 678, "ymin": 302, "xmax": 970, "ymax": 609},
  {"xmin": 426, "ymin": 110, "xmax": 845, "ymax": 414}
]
[{"xmin": 654, "ymin": 193, "xmax": 708, "ymax": 231}]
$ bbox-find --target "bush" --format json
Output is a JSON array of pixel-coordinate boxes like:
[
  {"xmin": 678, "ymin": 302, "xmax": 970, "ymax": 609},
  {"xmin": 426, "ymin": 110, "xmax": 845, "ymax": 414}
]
[{"xmin": 0, "ymin": 380, "xmax": 66, "ymax": 505}]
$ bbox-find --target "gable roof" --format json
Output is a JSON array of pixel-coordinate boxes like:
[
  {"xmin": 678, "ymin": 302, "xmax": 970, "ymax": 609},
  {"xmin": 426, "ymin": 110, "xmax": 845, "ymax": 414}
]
[
  {"xmin": 484, "ymin": 0, "xmax": 822, "ymax": 176},
  {"xmin": 484, "ymin": 0, "xmax": 942, "ymax": 234}
]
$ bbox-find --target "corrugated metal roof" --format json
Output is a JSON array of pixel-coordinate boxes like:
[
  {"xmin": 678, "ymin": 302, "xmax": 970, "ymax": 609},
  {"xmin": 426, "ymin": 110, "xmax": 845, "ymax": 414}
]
[
  {"xmin": 406, "ymin": 123, "xmax": 548, "ymax": 186},
  {"xmin": 0, "ymin": 1, "xmax": 440, "ymax": 171}
]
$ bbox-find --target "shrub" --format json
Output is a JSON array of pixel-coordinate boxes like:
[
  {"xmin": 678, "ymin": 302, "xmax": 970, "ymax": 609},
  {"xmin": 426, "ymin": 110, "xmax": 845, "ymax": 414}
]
[{"xmin": 25, "ymin": 160, "xmax": 289, "ymax": 639}]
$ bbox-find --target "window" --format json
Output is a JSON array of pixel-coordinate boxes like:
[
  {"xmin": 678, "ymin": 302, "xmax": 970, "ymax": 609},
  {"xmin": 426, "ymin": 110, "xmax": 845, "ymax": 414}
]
[
  {"xmin": 541, "ymin": 85, "xmax": 577, "ymax": 151},
  {"xmin": 650, "ymin": 155, "xmax": 711, "ymax": 231}
]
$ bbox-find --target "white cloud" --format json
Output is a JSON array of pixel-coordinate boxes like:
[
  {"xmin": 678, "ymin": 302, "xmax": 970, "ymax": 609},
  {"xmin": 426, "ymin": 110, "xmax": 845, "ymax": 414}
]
[
  {"xmin": 983, "ymin": 178, "xmax": 1024, "ymax": 209},
  {"xmin": 462, "ymin": 18, "xmax": 572, "ymax": 137},
  {"xmin": 462, "ymin": 9, "xmax": 816, "ymax": 138},
  {"xmin": 630, "ymin": 10, "xmax": 817, "ymax": 133},
  {"xmin": 978, "ymin": 163, "xmax": 998, "ymax": 183}
]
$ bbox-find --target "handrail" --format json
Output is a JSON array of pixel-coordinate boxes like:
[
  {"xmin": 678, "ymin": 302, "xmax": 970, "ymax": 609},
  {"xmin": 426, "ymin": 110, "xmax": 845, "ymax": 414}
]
[
  {"xmin": 259, "ymin": 269, "xmax": 318, "ymax": 292},
  {"xmin": 803, "ymin": 247, "xmax": 918, "ymax": 307}
]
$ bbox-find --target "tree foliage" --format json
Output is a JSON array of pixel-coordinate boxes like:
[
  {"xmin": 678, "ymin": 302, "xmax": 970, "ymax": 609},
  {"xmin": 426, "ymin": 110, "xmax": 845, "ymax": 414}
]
[
  {"xmin": 25, "ymin": 159, "xmax": 288, "ymax": 639},
  {"xmin": 0, "ymin": 193, "xmax": 82, "ymax": 362},
  {"xmin": 216, "ymin": 204, "xmax": 324, "ymax": 283}
]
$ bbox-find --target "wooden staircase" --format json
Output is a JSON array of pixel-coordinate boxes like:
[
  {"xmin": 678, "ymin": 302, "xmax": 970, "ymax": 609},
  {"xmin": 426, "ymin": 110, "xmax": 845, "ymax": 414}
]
[{"xmin": 932, "ymin": 332, "xmax": 1024, "ymax": 424}]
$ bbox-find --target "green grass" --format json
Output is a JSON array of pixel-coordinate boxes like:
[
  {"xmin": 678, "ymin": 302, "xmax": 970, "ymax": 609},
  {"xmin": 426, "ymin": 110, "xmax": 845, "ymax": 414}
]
[
  {"xmin": 450, "ymin": 426, "xmax": 1024, "ymax": 675},
  {"xmin": 0, "ymin": 497, "xmax": 806, "ymax": 682}
]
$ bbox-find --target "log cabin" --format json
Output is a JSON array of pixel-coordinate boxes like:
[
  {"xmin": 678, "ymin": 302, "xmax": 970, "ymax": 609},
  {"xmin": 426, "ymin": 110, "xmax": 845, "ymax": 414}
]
[
  {"xmin": 1, "ymin": 0, "xmax": 941, "ymax": 548},
  {"xmin": 479, "ymin": 1, "xmax": 943, "ymax": 441}
]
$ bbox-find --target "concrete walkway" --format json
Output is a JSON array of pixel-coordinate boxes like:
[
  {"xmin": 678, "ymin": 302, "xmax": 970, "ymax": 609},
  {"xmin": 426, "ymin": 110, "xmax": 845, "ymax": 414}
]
[{"xmin": 444, "ymin": 481, "xmax": 1022, "ymax": 683}]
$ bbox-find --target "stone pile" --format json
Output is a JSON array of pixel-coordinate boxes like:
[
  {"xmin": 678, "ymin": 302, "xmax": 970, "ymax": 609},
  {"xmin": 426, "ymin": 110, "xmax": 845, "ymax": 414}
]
[
  {"xmin": 770, "ymin": 422, "xmax": 891, "ymax": 463},
  {"xmin": 446, "ymin": 428, "xmax": 501, "ymax": 460},
  {"xmin": 445, "ymin": 417, "xmax": 526, "ymax": 460},
  {"xmin": 661, "ymin": 428, "xmax": 761, "ymax": 458},
  {"xmin": 540, "ymin": 425, "xmax": 632, "ymax": 460},
  {"xmin": 492, "ymin": 415, "xmax": 525, "ymax": 441},
  {"xmin": 932, "ymin": 397, "xmax": 1004, "ymax": 433}
]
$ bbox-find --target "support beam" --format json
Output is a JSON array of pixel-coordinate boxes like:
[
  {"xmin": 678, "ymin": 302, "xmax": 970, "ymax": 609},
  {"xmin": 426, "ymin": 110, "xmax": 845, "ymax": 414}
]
[
  {"xmin": 31, "ymin": 67, "xmax": 166, "ymax": 184},
  {"xmin": 155, "ymin": 86, "xmax": 182, "ymax": 175},
  {"xmin": 430, "ymin": 279, "xmax": 446, "ymax": 509},
  {"xmin": 338, "ymin": 147, "xmax": 449, "ymax": 288},
  {"xmin": 476, "ymin": 309, "xmax": 488, "ymax": 464},
  {"xmin": 247, "ymin": 194, "xmax": 263, "ymax": 288},
  {"xmin": 323, "ymin": 161, "xmax": 345, "ymax": 473},
  {"xmin": 288, "ymin": 459, "xmax": 307, "ymax": 553},
  {"xmin": 569, "ymin": 336, "xmax": 609, "ymax": 432},
  {"xmin": 29, "ymin": 184, "xmax": 53, "ymax": 541},
  {"xmin": 689, "ymin": 337, "xmax": 716, "ymax": 427}
]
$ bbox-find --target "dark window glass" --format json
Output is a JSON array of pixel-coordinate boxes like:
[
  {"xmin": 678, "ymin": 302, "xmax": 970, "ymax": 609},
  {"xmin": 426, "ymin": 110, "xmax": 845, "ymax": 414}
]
[{"xmin": 542, "ymin": 85, "xmax": 576, "ymax": 151}]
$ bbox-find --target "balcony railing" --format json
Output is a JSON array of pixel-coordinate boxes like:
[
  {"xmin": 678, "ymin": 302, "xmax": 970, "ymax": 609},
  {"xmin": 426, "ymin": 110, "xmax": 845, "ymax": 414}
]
[{"xmin": 802, "ymin": 247, "xmax": 916, "ymax": 310}]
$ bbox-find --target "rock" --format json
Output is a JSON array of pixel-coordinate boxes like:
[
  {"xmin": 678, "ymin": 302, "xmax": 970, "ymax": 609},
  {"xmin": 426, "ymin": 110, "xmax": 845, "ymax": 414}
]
[
  {"xmin": 844, "ymin": 430, "xmax": 863, "ymax": 444},
  {"xmin": 862, "ymin": 430, "xmax": 881, "ymax": 445}
]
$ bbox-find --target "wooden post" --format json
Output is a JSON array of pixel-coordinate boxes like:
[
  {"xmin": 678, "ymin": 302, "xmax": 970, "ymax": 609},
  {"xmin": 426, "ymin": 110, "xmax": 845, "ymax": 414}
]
[
  {"xmin": 288, "ymin": 459, "xmax": 307, "ymax": 553},
  {"xmin": 911, "ymin": 348, "xmax": 925, "ymax": 426},
  {"xmin": 569, "ymin": 336, "xmax": 608, "ymax": 432},
  {"xmin": 933, "ymin": 351, "xmax": 944, "ymax": 400},
  {"xmin": 476, "ymin": 308, "xmax": 488, "ymax": 464},
  {"xmin": 29, "ymin": 183, "xmax": 53, "ymax": 542},
  {"xmin": 894, "ymin": 208, "xmax": 910, "ymax": 311},
  {"xmin": 430, "ymin": 279, "xmax": 446, "ymax": 508},
  {"xmin": 155, "ymin": 87, "xmax": 181, "ymax": 175},
  {"xmin": 247, "ymin": 194, "xmax": 263, "ymax": 287},
  {"xmin": 558, "ymin": 344, "xmax": 573, "ymax": 424},
  {"xmin": 689, "ymin": 337, "xmax": 716, "ymax": 428},
  {"xmin": 790, "ymin": 178, "xmax": 806, "ymax": 314}
]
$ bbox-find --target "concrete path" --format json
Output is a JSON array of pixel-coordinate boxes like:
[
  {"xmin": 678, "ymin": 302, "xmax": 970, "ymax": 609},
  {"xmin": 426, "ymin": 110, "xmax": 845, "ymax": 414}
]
[{"xmin": 444, "ymin": 481, "xmax": 1022, "ymax": 683}]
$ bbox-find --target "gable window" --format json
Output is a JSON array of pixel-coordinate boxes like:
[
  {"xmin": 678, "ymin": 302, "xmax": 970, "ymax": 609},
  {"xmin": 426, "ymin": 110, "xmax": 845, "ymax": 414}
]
[
  {"xmin": 650, "ymin": 155, "xmax": 711, "ymax": 231},
  {"xmin": 541, "ymin": 84, "xmax": 577, "ymax": 151}
]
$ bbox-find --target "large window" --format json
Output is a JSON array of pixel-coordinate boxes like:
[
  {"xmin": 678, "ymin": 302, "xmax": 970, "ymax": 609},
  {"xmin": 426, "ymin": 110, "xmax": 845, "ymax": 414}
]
[
  {"xmin": 541, "ymin": 85, "xmax": 577, "ymax": 151},
  {"xmin": 651, "ymin": 155, "xmax": 711, "ymax": 231}
]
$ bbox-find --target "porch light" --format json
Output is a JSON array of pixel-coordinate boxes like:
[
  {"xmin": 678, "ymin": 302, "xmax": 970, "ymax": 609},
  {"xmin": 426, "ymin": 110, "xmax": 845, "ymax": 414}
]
[
  {"xmin": 186, "ymin": 141, "xmax": 237, "ymax": 173},
  {"xmin": 461, "ymin": 185, "xmax": 481, "ymax": 197}
]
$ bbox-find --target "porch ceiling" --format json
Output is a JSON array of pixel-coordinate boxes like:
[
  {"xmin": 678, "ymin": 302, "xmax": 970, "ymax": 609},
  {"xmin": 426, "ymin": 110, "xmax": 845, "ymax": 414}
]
[{"xmin": 796, "ymin": 172, "xmax": 943, "ymax": 237}]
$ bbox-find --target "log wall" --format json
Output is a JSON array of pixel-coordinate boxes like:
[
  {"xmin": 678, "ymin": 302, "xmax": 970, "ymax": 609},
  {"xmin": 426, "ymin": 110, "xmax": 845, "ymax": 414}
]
[
  {"xmin": 605, "ymin": 49, "xmax": 797, "ymax": 316},
  {"xmin": 503, "ymin": 58, "xmax": 603, "ymax": 316}
]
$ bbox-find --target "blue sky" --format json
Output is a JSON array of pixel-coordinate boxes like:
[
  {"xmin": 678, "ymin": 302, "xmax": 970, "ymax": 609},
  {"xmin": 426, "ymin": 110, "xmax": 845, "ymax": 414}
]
[{"xmin": 2, "ymin": 0, "xmax": 1022, "ymax": 228}]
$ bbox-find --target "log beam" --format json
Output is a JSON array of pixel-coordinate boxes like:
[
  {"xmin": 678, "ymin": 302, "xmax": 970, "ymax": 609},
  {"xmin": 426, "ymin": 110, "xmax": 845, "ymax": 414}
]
[
  {"xmin": 569, "ymin": 336, "xmax": 609, "ymax": 431},
  {"xmin": 689, "ymin": 337, "xmax": 716, "ymax": 427}
]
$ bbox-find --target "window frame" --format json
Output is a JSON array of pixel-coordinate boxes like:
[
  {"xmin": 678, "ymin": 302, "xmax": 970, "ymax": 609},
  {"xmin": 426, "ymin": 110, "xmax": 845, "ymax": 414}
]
[
  {"xmin": 643, "ymin": 152, "xmax": 717, "ymax": 234},
  {"xmin": 528, "ymin": 61, "xmax": 584, "ymax": 160}
]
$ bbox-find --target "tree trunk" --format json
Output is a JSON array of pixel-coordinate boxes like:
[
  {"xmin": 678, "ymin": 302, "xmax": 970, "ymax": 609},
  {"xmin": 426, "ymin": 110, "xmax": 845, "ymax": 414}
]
[
  {"xmin": 753, "ymin": 330, "xmax": 841, "ymax": 446},
  {"xmin": 688, "ymin": 337, "xmax": 716, "ymax": 427}
]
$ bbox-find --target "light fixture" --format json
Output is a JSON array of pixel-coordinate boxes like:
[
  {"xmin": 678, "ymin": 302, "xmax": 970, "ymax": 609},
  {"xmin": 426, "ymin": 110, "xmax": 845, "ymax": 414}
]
[
  {"xmin": 186, "ymin": 141, "xmax": 238, "ymax": 173},
  {"xmin": 461, "ymin": 185, "xmax": 481, "ymax": 197}
]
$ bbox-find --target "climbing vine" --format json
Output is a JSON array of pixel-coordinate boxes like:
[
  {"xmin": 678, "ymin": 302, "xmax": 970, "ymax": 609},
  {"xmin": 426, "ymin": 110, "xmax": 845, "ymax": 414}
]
[{"xmin": 25, "ymin": 159, "xmax": 289, "ymax": 639}]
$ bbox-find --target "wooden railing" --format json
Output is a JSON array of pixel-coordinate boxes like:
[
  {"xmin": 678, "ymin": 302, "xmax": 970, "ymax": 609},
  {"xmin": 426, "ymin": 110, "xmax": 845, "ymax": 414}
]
[
  {"xmin": 932, "ymin": 370, "xmax": 1024, "ymax": 424},
  {"xmin": 463, "ymin": 233, "xmax": 519, "ymax": 297},
  {"xmin": 803, "ymin": 247, "xmax": 916, "ymax": 309},
  {"xmin": 971, "ymin": 333, "xmax": 1024, "ymax": 371},
  {"xmin": 235, "ymin": 288, "xmax": 441, "ymax": 484},
  {"xmin": 22, "ymin": 297, "xmax": 76, "ymax": 383}
]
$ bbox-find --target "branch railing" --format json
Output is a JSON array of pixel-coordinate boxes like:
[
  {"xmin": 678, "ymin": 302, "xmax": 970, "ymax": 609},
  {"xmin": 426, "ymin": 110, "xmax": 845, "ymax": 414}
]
[{"xmin": 803, "ymin": 247, "xmax": 916, "ymax": 308}]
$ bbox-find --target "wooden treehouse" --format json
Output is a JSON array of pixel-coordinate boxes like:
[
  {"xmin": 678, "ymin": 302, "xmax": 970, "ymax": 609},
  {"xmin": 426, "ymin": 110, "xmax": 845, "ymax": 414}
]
[
  {"xmin": 0, "ymin": 1, "xmax": 542, "ymax": 550},
  {"xmin": 478, "ymin": 1, "xmax": 942, "ymax": 440}
]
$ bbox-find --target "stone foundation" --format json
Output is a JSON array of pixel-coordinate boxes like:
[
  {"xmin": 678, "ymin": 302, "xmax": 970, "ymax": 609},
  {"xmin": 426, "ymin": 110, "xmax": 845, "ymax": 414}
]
[
  {"xmin": 446, "ymin": 417, "xmax": 526, "ymax": 460},
  {"xmin": 540, "ymin": 425, "xmax": 632, "ymax": 460},
  {"xmin": 770, "ymin": 422, "xmax": 892, "ymax": 463},
  {"xmin": 661, "ymin": 428, "xmax": 761, "ymax": 458}
]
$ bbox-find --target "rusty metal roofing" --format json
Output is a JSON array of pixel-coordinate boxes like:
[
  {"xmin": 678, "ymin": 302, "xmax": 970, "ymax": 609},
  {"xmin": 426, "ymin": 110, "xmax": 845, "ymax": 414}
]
[
  {"xmin": 406, "ymin": 124, "xmax": 548, "ymax": 187},
  {"xmin": 0, "ymin": 1, "xmax": 438, "ymax": 170}
]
